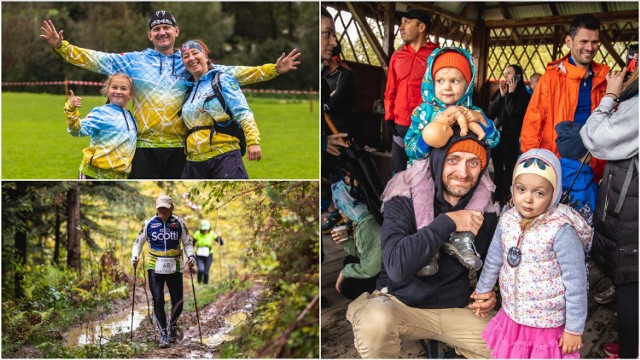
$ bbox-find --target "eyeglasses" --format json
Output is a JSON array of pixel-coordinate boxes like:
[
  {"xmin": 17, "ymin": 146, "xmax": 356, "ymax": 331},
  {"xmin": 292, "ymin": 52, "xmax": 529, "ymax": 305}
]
[{"xmin": 522, "ymin": 157, "xmax": 549, "ymax": 170}]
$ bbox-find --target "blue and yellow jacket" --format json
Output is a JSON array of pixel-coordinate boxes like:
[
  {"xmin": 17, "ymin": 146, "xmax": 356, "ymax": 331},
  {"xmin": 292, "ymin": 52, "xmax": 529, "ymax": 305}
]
[
  {"xmin": 132, "ymin": 214, "xmax": 194, "ymax": 272},
  {"xmin": 55, "ymin": 41, "xmax": 278, "ymax": 148},
  {"xmin": 182, "ymin": 69, "xmax": 259, "ymax": 161},
  {"xmin": 404, "ymin": 47, "xmax": 500, "ymax": 161},
  {"xmin": 64, "ymin": 101, "xmax": 137, "ymax": 179}
]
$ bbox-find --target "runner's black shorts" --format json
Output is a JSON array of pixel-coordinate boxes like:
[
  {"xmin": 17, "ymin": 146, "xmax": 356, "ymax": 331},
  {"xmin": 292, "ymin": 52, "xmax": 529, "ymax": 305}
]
[{"xmin": 129, "ymin": 148, "xmax": 186, "ymax": 179}]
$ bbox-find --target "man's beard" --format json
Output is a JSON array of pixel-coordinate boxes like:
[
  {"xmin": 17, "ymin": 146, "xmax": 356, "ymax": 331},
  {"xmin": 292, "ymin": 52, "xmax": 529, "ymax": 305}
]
[{"xmin": 443, "ymin": 174, "xmax": 474, "ymax": 198}]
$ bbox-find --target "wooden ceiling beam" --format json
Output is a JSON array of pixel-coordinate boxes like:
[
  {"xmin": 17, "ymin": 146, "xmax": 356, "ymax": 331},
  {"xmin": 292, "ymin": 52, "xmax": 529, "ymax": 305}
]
[
  {"xmin": 485, "ymin": 10, "xmax": 638, "ymax": 28},
  {"xmin": 345, "ymin": 2, "xmax": 389, "ymax": 68},
  {"xmin": 404, "ymin": 2, "xmax": 475, "ymax": 27}
]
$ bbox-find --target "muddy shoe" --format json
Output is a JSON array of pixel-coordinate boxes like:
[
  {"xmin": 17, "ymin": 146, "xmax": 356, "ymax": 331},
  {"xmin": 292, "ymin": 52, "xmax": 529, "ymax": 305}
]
[
  {"xmin": 158, "ymin": 330, "xmax": 170, "ymax": 348},
  {"xmin": 416, "ymin": 252, "xmax": 440, "ymax": 276},
  {"xmin": 443, "ymin": 231, "xmax": 483, "ymax": 271},
  {"xmin": 168, "ymin": 325, "xmax": 178, "ymax": 343},
  {"xmin": 321, "ymin": 211, "xmax": 344, "ymax": 234}
]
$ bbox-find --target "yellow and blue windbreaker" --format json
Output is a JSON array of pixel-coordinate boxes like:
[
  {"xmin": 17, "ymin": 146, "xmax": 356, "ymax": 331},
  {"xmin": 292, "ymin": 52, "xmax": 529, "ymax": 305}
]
[
  {"xmin": 64, "ymin": 100, "xmax": 137, "ymax": 179},
  {"xmin": 55, "ymin": 41, "xmax": 278, "ymax": 148},
  {"xmin": 182, "ymin": 69, "xmax": 259, "ymax": 161}
]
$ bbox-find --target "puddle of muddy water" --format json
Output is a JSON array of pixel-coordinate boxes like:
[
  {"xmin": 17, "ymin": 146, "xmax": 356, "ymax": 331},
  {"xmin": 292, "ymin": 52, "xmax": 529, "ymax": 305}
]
[
  {"xmin": 200, "ymin": 311, "xmax": 248, "ymax": 348},
  {"xmin": 66, "ymin": 305, "xmax": 151, "ymax": 346}
]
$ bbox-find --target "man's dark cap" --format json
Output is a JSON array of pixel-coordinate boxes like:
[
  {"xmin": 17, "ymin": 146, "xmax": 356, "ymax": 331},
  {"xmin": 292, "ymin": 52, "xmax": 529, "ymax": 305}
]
[
  {"xmin": 149, "ymin": 10, "xmax": 177, "ymax": 30},
  {"xmin": 396, "ymin": 8, "xmax": 431, "ymax": 29}
]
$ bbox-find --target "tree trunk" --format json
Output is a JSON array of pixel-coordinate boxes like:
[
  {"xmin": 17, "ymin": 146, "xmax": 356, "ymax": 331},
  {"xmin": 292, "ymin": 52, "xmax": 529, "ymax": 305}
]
[
  {"xmin": 14, "ymin": 183, "xmax": 27, "ymax": 299},
  {"xmin": 67, "ymin": 183, "xmax": 81, "ymax": 272},
  {"xmin": 53, "ymin": 203, "xmax": 61, "ymax": 265}
]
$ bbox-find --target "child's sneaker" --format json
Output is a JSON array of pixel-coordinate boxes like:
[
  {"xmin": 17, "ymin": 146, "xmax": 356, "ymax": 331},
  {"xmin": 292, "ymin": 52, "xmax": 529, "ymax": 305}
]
[
  {"xmin": 416, "ymin": 252, "xmax": 440, "ymax": 276},
  {"xmin": 594, "ymin": 285, "xmax": 615, "ymax": 305},
  {"xmin": 443, "ymin": 231, "xmax": 483, "ymax": 271}
]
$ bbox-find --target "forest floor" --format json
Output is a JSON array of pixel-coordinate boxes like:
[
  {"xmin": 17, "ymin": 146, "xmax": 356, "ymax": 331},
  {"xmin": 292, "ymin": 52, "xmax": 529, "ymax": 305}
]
[{"xmin": 4, "ymin": 272, "xmax": 266, "ymax": 359}]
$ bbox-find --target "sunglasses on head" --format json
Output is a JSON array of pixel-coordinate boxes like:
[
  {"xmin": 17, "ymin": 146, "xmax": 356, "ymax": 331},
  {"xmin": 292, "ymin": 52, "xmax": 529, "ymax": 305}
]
[{"xmin": 522, "ymin": 157, "xmax": 549, "ymax": 170}]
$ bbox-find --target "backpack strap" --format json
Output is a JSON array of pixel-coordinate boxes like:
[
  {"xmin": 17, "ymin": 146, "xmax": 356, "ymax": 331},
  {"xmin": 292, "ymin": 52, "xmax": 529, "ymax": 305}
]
[{"xmin": 614, "ymin": 156, "xmax": 638, "ymax": 214}]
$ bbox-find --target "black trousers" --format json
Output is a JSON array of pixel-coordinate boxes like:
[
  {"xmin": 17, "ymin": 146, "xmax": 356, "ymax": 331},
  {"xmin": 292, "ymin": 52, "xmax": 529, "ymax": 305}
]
[
  {"xmin": 130, "ymin": 148, "xmax": 186, "ymax": 179},
  {"xmin": 617, "ymin": 282, "xmax": 638, "ymax": 358},
  {"xmin": 490, "ymin": 136, "xmax": 520, "ymax": 204},
  {"xmin": 196, "ymin": 255, "xmax": 213, "ymax": 284},
  {"xmin": 148, "ymin": 270, "xmax": 183, "ymax": 333},
  {"xmin": 341, "ymin": 255, "xmax": 378, "ymax": 300},
  {"xmin": 391, "ymin": 124, "xmax": 409, "ymax": 175}
]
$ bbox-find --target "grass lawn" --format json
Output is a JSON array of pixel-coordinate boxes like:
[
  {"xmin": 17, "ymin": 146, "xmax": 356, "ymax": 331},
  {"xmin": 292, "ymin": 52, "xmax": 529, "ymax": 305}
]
[{"xmin": 2, "ymin": 92, "xmax": 319, "ymax": 179}]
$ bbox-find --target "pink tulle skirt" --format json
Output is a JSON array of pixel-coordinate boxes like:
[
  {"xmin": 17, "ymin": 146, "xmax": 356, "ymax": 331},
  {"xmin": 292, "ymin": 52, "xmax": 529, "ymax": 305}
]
[{"xmin": 482, "ymin": 309, "xmax": 580, "ymax": 359}]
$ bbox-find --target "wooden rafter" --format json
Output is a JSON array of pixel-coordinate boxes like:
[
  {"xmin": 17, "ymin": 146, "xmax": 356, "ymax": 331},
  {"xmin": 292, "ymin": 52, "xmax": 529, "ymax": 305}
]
[
  {"xmin": 345, "ymin": 2, "xmax": 389, "ymax": 67},
  {"xmin": 485, "ymin": 9, "xmax": 638, "ymax": 28}
]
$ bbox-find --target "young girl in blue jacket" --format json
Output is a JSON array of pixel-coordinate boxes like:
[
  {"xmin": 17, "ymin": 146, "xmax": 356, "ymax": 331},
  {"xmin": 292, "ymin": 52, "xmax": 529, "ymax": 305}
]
[{"xmin": 64, "ymin": 73, "xmax": 137, "ymax": 179}]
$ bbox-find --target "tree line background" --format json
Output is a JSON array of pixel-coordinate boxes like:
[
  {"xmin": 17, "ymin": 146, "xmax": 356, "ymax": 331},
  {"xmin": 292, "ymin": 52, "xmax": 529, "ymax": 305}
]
[
  {"xmin": 2, "ymin": 2, "xmax": 319, "ymax": 94},
  {"xmin": 2, "ymin": 181, "xmax": 319, "ymax": 357}
]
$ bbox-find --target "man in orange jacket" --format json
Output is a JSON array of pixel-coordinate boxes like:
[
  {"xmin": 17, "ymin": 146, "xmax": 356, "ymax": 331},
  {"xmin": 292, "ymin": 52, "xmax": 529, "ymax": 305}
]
[
  {"xmin": 520, "ymin": 15, "xmax": 608, "ymax": 181},
  {"xmin": 384, "ymin": 8, "xmax": 438, "ymax": 174}
]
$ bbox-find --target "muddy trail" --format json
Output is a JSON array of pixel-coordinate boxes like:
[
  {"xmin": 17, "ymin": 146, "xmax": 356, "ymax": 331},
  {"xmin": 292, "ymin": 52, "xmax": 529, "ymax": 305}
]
[{"xmin": 66, "ymin": 271, "xmax": 267, "ymax": 358}]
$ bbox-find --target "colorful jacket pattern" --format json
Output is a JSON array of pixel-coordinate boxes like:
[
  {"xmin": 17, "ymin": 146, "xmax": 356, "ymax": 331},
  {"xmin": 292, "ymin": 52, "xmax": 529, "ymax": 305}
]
[
  {"xmin": 55, "ymin": 40, "xmax": 278, "ymax": 148},
  {"xmin": 404, "ymin": 47, "xmax": 499, "ymax": 161},
  {"xmin": 181, "ymin": 69, "xmax": 259, "ymax": 161},
  {"xmin": 64, "ymin": 101, "xmax": 137, "ymax": 179}
]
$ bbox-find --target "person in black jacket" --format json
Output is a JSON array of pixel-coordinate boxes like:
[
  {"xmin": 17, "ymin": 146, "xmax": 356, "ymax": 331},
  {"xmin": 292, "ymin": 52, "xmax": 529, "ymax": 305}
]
[
  {"xmin": 346, "ymin": 128, "xmax": 498, "ymax": 358},
  {"xmin": 323, "ymin": 43, "xmax": 356, "ymax": 135},
  {"xmin": 486, "ymin": 64, "xmax": 531, "ymax": 207}
]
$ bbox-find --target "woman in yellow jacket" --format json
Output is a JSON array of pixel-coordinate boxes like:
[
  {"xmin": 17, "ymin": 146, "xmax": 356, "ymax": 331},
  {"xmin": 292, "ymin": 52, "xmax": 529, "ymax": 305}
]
[{"xmin": 193, "ymin": 220, "xmax": 223, "ymax": 284}]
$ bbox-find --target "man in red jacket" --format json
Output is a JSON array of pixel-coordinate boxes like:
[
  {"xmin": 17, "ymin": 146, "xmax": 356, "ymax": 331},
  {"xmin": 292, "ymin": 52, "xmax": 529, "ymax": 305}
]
[{"xmin": 384, "ymin": 8, "xmax": 438, "ymax": 174}]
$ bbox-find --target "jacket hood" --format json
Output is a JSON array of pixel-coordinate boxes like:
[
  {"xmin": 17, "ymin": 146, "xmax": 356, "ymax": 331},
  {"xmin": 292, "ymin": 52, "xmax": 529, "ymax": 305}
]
[
  {"xmin": 429, "ymin": 126, "xmax": 490, "ymax": 213},
  {"xmin": 513, "ymin": 149, "xmax": 563, "ymax": 210},
  {"xmin": 546, "ymin": 54, "xmax": 610, "ymax": 83},
  {"xmin": 421, "ymin": 47, "xmax": 477, "ymax": 108}
]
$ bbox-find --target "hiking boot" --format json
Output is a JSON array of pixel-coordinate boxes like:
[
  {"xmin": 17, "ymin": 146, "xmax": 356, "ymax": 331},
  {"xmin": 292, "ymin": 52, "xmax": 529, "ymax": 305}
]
[
  {"xmin": 168, "ymin": 325, "xmax": 178, "ymax": 343},
  {"xmin": 416, "ymin": 252, "xmax": 440, "ymax": 276},
  {"xmin": 443, "ymin": 232, "xmax": 483, "ymax": 271},
  {"xmin": 321, "ymin": 211, "xmax": 344, "ymax": 233},
  {"xmin": 158, "ymin": 330, "xmax": 170, "ymax": 348},
  {"xmin": 602, "ymin": 342, "xmax": 620, "ymax": 357},
  {"xmin": 594, "ymin": 285, "xmax": 616, "ymax": 305}
]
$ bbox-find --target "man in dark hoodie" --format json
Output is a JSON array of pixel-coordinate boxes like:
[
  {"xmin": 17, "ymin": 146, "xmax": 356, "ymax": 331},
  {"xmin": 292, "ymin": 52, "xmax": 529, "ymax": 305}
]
[{"xmin": 346, "ymin": 128, "xmax": 498, "ymax": 358}]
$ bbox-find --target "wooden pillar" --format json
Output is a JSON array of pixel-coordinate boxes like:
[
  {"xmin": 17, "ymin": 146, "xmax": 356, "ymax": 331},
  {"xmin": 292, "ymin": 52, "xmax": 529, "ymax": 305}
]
[
  {"xmin": 472, "ymin": 18, "xmax": 490, "ymax": 108},
  {"xmin": 382, "ymin": 2, "xmax": 396, "ymax": 76}
]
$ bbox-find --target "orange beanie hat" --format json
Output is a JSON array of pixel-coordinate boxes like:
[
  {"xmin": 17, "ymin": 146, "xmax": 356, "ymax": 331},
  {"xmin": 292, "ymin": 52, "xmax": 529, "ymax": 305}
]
[
  {"xmin": 432, "ymin": 51, "xmax": 472, "ymax": 84},
  {"xmin": 447, "ymin": 139, "xmax": 487, "ymax": 169}
]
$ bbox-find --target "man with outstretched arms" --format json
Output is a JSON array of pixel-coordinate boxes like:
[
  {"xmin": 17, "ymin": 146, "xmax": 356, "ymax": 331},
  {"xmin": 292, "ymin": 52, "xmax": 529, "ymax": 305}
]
[
  {"xmin": 41, "ymin": 10, "xmax": 300, "ymax": 178},
  {"xmin": 131, "ymin": 194, "xmax": 194, "ymax": 348}
]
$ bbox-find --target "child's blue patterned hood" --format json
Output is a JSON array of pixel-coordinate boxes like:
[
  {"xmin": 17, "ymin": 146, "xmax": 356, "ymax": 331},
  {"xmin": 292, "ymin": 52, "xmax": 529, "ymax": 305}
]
[{"xmin": 421, "ymin": 46, "xmax": 478, "ymax": 108}]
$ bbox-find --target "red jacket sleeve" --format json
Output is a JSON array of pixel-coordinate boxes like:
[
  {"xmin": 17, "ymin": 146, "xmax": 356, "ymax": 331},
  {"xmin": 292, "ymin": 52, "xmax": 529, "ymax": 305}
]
[
  {"xmin": 520, "ymin": 75, "xmax": 549, "ymax": 152},
  {"xmin": 384, "ymin": 55, "xmax": 398, "ymax": 121}
]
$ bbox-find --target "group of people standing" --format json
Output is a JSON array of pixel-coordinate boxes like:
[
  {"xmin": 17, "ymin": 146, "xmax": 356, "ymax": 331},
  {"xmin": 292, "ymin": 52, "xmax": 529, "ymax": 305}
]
[
  {"xmin": 42, "ymin": 10, "xmax": 301, "ymax": 179},
  {"xmin": 323, "ymin": 6, "xmax": 637, "ymax": 359}
]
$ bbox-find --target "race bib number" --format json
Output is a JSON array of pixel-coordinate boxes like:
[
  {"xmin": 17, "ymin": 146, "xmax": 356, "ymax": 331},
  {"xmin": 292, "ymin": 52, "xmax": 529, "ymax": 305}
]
[
  {"xmin": 155, "ymin": 257, "xmax": 177, "ymax": 274},
  {"xmin": 196, "ymin": 246, "xmax": 210, "ymax": 257}
]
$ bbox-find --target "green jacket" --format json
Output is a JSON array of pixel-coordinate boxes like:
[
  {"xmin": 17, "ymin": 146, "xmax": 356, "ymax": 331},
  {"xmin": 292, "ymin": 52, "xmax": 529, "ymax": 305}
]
[
  {"xmin": 193, "ymin": 231, "xmax": 219, "ymax": 256},
  {"xmin": 340, "ymin": 213, "xmax": 381, "ymax": 279}
]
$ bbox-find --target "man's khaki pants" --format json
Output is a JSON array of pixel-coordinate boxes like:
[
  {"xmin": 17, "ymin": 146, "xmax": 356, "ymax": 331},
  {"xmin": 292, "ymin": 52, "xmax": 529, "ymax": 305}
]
[{"xmin": 346, "ymin": 291, "xmax": 494, "ymax": 359}]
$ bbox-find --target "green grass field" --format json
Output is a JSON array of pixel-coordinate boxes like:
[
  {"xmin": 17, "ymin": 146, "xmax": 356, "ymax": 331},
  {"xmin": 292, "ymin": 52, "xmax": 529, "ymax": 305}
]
[{"xmin": 2, "ymin": 92, "xmax": 319, "ymax": 179}]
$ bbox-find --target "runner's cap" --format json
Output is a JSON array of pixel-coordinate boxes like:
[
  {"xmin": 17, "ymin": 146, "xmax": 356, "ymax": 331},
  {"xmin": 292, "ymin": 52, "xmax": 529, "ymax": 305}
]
[{"xmin": 156, "ymin": 195, "xmax": 174, "ymax": 209}]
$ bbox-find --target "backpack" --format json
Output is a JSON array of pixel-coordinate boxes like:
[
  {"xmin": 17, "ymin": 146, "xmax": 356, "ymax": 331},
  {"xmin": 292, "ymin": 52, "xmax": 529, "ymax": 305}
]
[{"xmin": 183, "ymin": 72, "xmax": 247, "ymax": 156}]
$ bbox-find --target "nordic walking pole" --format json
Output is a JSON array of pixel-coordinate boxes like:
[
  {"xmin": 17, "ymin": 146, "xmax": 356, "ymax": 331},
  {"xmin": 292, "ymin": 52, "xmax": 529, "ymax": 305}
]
[
  {"xmin": 131, "ymin": 262, "xmax": 137, "ymax": 342},
  {"xmin": 189, "ymin": 263, "xmax": 203, "ymax": 345}
]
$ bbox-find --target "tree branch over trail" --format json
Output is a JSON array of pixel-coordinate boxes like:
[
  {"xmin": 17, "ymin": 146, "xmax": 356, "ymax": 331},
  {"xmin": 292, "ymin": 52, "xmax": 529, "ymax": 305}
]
[{"xmin": 255, "ymin": 294, "xmax": 319, "ymax": 357}]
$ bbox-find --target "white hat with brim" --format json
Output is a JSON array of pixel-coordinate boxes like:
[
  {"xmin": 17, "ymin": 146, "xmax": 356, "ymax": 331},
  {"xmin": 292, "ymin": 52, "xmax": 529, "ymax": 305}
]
[{"xmin": 155, "ymin": 195, "xmax": 173, "ymax": 209}]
